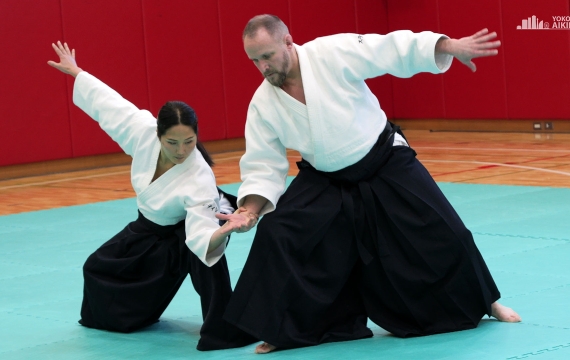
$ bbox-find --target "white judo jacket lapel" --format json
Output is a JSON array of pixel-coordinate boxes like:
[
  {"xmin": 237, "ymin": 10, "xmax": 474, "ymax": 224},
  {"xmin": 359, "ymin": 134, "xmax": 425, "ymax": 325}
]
[{"xmin": 295, "ymin": 44, "xmax": 326, "ymax": 170}]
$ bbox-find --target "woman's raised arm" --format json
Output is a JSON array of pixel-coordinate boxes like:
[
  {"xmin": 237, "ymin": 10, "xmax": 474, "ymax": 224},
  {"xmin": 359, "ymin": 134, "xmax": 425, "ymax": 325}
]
[{"xmin": 47, "ymin": 41, "xmax": 83, "ymax": 77}]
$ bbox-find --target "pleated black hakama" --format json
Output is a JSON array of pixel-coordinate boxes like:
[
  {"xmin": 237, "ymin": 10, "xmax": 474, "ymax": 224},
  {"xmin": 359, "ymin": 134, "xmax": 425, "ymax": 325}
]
[
  {"xmin": 79, "ymin": 191, "xmax": 257, "ymax": 351},
  {"xmin": 224, "ymin": 124, "xmax": 500, "ymax": 349}
]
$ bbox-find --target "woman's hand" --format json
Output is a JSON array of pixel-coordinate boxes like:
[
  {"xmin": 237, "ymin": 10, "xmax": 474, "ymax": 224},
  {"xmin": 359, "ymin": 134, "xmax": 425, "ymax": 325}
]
[
  {"xmin": 47, "ymin": 41, "xmax": 83, "ymax": 77},
  {"xmin": 208, "ymin": 212, "xmax": 259, "ymax": 254},
  {"xmin": 216, "ymin": 211, "xmax": 259, "ymax": 234}
]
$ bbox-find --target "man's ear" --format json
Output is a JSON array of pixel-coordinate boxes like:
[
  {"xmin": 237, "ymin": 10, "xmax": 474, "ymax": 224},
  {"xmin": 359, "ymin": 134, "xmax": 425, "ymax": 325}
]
[{"xmin": 284, "ymin": 34, "xmax": 293, "ymax": 47}]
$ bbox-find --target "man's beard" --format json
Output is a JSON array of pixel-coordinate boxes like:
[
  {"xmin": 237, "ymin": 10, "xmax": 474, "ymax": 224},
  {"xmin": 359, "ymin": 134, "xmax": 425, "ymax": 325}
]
[{"xmin": 264, "ymin": 51, "xmax": 290, "ymax": 87}]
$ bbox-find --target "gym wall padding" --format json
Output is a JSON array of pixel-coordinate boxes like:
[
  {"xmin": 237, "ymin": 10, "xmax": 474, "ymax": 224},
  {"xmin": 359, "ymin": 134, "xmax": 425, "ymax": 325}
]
[
  {"xmin": 0, "ymin": 0, "xmax": 74, "ymax": 166},
  {"xmin": 61, "ymin": 0, "xmax": 150, "ymax": 158},
  {"xmin": 1, "ymin": 0, "xmax": 567, "ymax": 167}
]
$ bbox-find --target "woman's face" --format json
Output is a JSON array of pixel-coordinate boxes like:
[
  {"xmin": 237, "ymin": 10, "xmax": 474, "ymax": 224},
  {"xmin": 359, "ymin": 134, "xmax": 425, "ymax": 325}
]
[{"xmin": 158, "ymin": 124, "xmax": 197, "ymax": 165}]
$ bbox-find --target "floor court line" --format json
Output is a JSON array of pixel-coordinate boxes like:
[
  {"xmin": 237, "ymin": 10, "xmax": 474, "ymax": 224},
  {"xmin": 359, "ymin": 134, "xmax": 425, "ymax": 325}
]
[
  {"xmin": 414, "ymin": 146, "xmax": 570, "ymax": 153},
  {"xmin": 422, "ymin": 159, "xmax": 570, "ymax": 177},
  {"xmin": 0, "ymin": 170, "xmax": 131, "ymax": 191},
  {"xmin": 2, "ymin": 158, "xmax": 569, "ymax": 192}
]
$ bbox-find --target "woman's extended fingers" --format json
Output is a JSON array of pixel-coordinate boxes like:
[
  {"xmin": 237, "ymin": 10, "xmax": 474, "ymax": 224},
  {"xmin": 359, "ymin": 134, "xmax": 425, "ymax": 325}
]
[
  {"xmin": 51, "ymin": 42, "xmax": 65, "ymax": 59},
  {"xmin": 49, "ymin": 43, "xmax": 74, "ymax": 65},
  {"xmin": 215, "ymin": 213, "xmax": 232, "ymax": 221},
  {"xmin": 52, "ymin": 41, "xmax": 73, "ymax": 57},
  {"xmin": 215, "ymin": 212, "xmax": 258, "ymax": 233},
  {"xmin": 48, "ymin": 41, "xmax": 82, "ymax": 77},
  {"xmin": 51, "ymin": 43, "xmax": 62, "ymax": 57}
]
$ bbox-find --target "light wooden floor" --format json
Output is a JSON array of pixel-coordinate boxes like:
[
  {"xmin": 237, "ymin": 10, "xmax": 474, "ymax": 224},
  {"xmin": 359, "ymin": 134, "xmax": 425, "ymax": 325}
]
[{"xmin": 1, "ymin": 130, "xmax": 569, "ymax": 216}]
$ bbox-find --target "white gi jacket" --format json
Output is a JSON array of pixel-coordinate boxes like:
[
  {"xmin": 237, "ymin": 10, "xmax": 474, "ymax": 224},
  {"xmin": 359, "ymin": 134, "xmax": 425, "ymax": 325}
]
[
  {"xmin": 238, "ymin": 31, "xmax": 453, "ymax": 215},
  {"xmin": 73, "ymin": 72, "xmax": 226, "ymax": 267}
]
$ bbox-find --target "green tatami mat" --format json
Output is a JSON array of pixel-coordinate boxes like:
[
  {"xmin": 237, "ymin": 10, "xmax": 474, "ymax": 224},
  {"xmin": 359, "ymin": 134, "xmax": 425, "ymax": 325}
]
[{"xmin": 1, "ymin": 181, "xmax": 569, "ymax": 360}]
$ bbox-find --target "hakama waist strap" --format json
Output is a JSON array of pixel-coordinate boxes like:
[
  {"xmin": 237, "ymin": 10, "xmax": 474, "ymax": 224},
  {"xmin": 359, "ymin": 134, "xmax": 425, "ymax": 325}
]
[{"xmin": 135, "ymin": 210, "xmax": 184, "ymax": 239}]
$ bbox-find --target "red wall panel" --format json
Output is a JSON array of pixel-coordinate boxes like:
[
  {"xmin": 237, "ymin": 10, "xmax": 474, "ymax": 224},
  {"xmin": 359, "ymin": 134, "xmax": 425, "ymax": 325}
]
[
  {"xmin": 0, "ymin": 0, "xmax": 73, "ymax": 166},
  {"xmin": 60, "ymin": 0, "xmax": 150, "ymax": 157},
  {"xmin": 356, "ymin": 0, "xmax": 394, "ymax": 119},
  {"xmin": 141, "ymin": 1, "xmax": 226, "ymax": 142},
  {"xmin": 386, "ymin": 0, "xmax": 445, "ymax": 119},
  {"xmin": 501, "ymin": 0, "xmax": 570, "ymax": 119},
  {"xmin": 438, "ymin": 0, "xmax": 508, "ymax": 119},
  {"xmin": 218, "ymin": 1, "xmax": 290, "ymax": 138},
  {"xmin": 4, "ymin": 0, "xmax": 570, "ymax": 168},
  {"xmin": 288, "ymin": 0, "xmax": 357, "ymax": 44}
]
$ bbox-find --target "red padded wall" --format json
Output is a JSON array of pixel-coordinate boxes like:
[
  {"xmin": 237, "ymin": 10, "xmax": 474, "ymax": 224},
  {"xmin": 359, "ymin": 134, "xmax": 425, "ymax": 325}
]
[
  {"xmin": 4, "ymin": 0, "xmax": 570, "ymax": 168},
  {"xmin": 289, "ymin": 0, "xmax": 357, "ymax": 44},
  {"xmin": 356, "ymin": 0, "xmax": 394, "ymax": 119},
  {"xmin": 501, "ymin": 0, "xmax": 570, "ymax": 119},
  {"xmin": 218, "ymin": 1, "xmax": 290, "ymax": 138},
  {"xmin": 142, "ymin": 1, "xmax": 226, "ymax": 141},
  {"xmin": 386, "ymin": 0, "xmax": 445, "ymax": 119},
  {"xmin": 438, "ymin": 0, "xmax": 508, "ymax": 119},
  {"xmin": 60, "ymin": 0, "xmax": 150, "ymax": 157},
  {"xmin": 0, "ymin": 0, "xmax": 73, "ymax": 166}
]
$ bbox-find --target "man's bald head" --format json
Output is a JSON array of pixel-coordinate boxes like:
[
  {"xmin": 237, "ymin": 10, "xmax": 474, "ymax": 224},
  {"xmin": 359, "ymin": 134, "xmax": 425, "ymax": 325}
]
[{"xmin": 242, "ymin": 14, "xmax": 289, "ymax": 41}]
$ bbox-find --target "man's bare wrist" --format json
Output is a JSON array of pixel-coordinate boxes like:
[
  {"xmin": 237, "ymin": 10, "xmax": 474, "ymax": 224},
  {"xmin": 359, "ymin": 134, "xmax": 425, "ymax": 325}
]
[{"xmin": 435, "ymin": 37, "xmax": 453, "ymax": 55}]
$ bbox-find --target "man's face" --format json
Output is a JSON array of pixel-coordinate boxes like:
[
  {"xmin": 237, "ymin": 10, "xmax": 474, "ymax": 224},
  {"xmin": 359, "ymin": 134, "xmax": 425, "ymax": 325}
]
[{"xmin": 244, "ymin": 29, "xmax": 290, "ymax": 87}]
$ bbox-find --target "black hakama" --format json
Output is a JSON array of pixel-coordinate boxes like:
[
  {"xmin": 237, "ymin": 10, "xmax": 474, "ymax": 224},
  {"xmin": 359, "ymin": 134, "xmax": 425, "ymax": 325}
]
[
  {"xmin": 224, "ymin": 124, "xmax": 500, "ymax": 349},
  {"xmin": 79, "ymin": 191, "xmax": 256, "ymax": 351}
]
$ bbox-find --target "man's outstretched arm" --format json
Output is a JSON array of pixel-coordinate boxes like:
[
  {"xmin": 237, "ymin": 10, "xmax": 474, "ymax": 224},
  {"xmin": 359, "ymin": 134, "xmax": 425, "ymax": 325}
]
[{"xmin": 435, "ymin": 29, "xmax": 501, "ymax": 72}]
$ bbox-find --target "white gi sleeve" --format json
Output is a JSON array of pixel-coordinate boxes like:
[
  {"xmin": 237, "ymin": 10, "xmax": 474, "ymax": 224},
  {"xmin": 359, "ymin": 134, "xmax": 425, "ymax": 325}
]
[
  {"xmin": 183, "ymin": 171, "xmax": 226, "ymax": 267},
  {"xmin": 237, "ymin": 104, "xmax": 289, "ymax": 215},
  {"xmin": 312, "ymin": 31, "xmax": 452, "ymax": 81},
  {"xmin": 219, "ymin": 193, "xmax": 235, "ymax": 214},
  {"xmin": 72, "ymin": 72, "xmax": 156, "ymax": 156}
]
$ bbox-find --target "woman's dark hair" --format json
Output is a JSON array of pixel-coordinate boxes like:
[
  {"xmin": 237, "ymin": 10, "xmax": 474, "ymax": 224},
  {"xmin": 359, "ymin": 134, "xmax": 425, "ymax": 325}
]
[{"xmin": 157, "ymin": 101, "xmax": 214, "ymax": 166}]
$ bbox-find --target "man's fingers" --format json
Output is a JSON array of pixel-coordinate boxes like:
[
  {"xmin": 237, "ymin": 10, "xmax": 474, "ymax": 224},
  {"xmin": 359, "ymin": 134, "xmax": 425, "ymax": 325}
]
[
  {"xmin": 472, "ymin": 28, "xmax": 489, "ymax": 38},
  {"xmin": 222, "ymin": 222, "xmax": 242, "ymax": 235},
  {"xmin": 474, "ymin": 32, "xmax": 498, "ymax": 43},
  {"xmin": 220, "ymin": 227, "xmax": 233, "ymax": 235},
  {"xmin": 477, "ymin": 40, "xmax": 501, "ymax": 50},
  {"xmin": 465, "ymin": 61, "xmax": 477, "ymax": 72},
  {"xmin": 471, "ymin": 48, "xmax": 499, "ymax": 58}
]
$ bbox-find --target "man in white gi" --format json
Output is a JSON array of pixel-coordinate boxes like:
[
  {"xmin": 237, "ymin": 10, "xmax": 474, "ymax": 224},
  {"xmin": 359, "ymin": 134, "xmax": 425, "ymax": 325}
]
[{"xmin": 220, "ymin": 14, "xmax": 521, "ymax": 354}]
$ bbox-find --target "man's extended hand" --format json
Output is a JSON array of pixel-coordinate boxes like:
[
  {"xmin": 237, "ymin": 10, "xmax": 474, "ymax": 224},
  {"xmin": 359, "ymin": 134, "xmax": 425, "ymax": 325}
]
[{"xmin": 436, "ymin": 29, "xmax": 501, "ymax": 72}]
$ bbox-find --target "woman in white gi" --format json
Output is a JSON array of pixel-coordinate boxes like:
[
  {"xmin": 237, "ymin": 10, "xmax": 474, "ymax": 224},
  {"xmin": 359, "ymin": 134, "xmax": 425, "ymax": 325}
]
[{"xmin": 48, "ymin": 41, "xmax": 256, "ymax": 351}]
